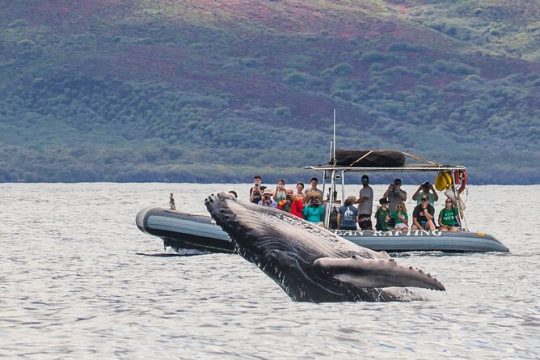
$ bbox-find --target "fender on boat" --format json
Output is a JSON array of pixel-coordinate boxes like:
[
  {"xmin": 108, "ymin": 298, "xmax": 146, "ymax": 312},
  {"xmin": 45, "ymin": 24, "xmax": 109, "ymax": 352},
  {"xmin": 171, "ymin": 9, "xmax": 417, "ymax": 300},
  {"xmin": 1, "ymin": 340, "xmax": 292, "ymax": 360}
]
[{"xmin": 435, "ymin": 171, "xmax": 452, "ymax": 191}]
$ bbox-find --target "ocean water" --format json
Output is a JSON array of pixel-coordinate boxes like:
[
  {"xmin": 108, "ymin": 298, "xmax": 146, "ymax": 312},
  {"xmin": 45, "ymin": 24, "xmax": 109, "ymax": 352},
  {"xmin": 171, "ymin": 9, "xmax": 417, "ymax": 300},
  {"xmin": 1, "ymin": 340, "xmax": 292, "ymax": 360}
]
[{"xmin": 1, "ymin": 183, "xmax": 539, "ymax": 359}]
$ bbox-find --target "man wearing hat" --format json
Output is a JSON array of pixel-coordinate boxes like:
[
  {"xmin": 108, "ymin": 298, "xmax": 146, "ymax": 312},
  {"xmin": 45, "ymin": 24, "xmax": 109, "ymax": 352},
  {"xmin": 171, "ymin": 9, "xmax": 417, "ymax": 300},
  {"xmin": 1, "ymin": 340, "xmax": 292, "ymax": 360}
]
[
  {"xmin": 258, "ymin": 188, "xmax": 277, "ymax": 208},
  {"xmin": 357, "ymin": 174, "xmax": 374, "ymax": 230},
  {"xmin": 383, "ymin": 178, "xmax": 407, "ymax": 212},
  {"xmin": 374, "ymin": 198, "xmax": 391, "ymax": 231},
  {"xmin": 412, "ymin": 195, "xmax": 436, "ymax": 231},
  {"xmin": 412, "ymin": 181, "xmax": 438, "ymax": 206}
]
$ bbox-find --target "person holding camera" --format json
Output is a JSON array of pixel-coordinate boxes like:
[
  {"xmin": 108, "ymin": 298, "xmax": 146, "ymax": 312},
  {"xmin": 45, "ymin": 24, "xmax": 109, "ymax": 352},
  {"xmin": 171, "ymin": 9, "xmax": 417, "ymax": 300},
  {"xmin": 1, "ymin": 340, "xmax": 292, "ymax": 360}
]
[
  {"xmin": 412, "ymin": 195, "xmax": 436, "ymax": 231},
  {"xmin": 277, "ymin": 188, "xmax": 304, "ymax": 219},
  {"xmin": 383, "ymin": 178, "xmax": 407, "ymax": 212},
  {"xmin": 303, "ymin": 194, "xmax": 325, "ymax": 225},
  {"xmin": 273, "ymin": 178, "xmax": 288, "ymax": 203},
  {"xmin": 258, "ymin": 188, "xmax": 277, "ymax": 208},
  {"xmin": 383, "ymin": 178, "xmax": 407, "ymax": 228},
  {"xmin": 249, "ymin": 175, "xmax": 267, "ymax": 204},
  {"xmin": 304, "ymin": 177, "xmax": 323, "ymax": 203},
  {"xmin": 412, "ymin": 181, "xmax": 438, "ymax": 206}
]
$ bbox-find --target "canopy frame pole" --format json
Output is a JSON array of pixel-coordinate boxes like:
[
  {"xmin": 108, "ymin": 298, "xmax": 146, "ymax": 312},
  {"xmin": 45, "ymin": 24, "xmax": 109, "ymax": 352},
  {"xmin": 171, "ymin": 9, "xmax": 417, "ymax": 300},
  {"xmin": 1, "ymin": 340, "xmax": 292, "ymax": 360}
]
[
  {"xmin": 324, "ymin": 169, "xmax": 336, "ymax": 228},
  {"xmin": 450, "ymin": 169, "xmax": 468, "ymax": 231},
  {"xmin": 341, "ymin": 170, "xmax": 345, "ymax": 203}
]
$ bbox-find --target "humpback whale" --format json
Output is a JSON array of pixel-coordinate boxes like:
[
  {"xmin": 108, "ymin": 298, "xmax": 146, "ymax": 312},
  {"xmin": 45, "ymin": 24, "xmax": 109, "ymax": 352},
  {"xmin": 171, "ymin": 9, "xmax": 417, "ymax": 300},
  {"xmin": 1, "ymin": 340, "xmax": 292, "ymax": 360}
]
[{"xmin": 205, "ymin": 193, "xmax": 445, "ymax": 302}]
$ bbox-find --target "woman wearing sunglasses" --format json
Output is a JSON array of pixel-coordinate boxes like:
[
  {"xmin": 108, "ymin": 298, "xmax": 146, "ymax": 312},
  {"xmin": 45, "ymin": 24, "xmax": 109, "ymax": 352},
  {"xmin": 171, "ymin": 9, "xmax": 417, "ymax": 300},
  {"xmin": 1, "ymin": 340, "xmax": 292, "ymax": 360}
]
[
  {"xmin": 390, "ymin": 201, "xmax": 409, "ymax": 230},
  {"xmin": 438, "ymin": 198, "xmax": 460, "ymax": 232}
]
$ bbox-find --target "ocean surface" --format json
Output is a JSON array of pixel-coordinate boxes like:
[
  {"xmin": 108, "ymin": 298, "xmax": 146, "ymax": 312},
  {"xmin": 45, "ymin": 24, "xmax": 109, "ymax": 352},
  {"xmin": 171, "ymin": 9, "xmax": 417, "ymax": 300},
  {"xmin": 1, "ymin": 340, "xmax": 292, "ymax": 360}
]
[{"xmin": 1, "ymin": 183, "xmax": 539, "ymax": 359}]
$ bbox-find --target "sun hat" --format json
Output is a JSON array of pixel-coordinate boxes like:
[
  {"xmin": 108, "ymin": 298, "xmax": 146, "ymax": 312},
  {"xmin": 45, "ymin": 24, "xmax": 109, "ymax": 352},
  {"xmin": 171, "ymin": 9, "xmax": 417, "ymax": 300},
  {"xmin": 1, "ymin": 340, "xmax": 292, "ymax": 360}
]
[{"xmin": 307, "ymin": 191, "xmax": 323, "ymax": 202}]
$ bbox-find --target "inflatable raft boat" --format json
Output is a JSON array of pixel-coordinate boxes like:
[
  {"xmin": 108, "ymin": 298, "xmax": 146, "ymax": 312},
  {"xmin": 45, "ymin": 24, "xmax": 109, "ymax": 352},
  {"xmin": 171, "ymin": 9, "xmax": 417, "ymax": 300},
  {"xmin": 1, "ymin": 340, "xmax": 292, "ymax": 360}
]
[{"xmin": 136, "ymin": 207, "xmax": 509, "ymax": 253}]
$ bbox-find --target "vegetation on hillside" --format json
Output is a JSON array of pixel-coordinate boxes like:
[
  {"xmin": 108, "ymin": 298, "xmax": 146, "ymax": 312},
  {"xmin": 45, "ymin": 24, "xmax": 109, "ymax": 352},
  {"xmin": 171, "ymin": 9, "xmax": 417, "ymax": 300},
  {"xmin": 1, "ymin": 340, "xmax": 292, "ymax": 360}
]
[{"xmin": 0, "ymin": 0, "xmax": 538, "ymax": 183}]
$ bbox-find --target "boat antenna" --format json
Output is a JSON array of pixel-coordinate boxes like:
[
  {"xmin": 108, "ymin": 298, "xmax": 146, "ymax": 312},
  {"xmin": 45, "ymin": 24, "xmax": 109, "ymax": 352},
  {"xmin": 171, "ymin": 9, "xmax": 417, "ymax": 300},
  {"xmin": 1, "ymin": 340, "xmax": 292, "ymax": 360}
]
[{"xmin": 333, "ymin": 109, "xmax": 336, "ymax": 165}]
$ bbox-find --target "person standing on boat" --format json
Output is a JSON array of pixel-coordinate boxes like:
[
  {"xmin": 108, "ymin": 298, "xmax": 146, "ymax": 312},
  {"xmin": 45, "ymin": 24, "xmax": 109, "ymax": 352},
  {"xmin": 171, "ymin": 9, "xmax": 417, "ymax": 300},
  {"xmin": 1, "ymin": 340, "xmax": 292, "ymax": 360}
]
[
  {"xmin": 303, "ymin": 194, "xmax": 325, "ymax": 225},
  {"xmin": 438, "ymin": 198, "xmax": 460, "ymax": 232},
  {"xmin": 357, "ymin": 175, "xmax": 374, "ymax": 230},
  {"xmin": 278, "ymin": 188, "xmax": 298, "ymax": 214},
  {"xmin": 258, "ymin": 188, "xmax": 277, "ymax": 208},
  {"xmin": 295, "ymin": 182, "xmax": 305, "ymax": 197},
  {"xmin": 273, "ymin": 179, "xmax": 288, "ymax": 203},
  {"xmin": 337, "ymin": 196, "xmax": 359, "ymax": 230},
  {"xmin": 383, "ymin": 178, "xmax": 407, "ymax": 226},
  {"xmin": 374, "ymin": 198, "xmax": 391, "ymax": 231},
  {"xmin": 412, "ymin": 195, "xmax": 436, "ymax": 231},
  {"xmin": 412, "ymin": 181, "xmax": 438, "ymax": 206},
  {"xmin": 304, "ymin": 177, "xmax": 323, "ymax": 203},
  {"xmin": 249, "ymin": 175, "xmax": 267, "ymax": 204},
  {"xmin": 289, "ymin": 190, "xmax": 305, "ymax": 219}
]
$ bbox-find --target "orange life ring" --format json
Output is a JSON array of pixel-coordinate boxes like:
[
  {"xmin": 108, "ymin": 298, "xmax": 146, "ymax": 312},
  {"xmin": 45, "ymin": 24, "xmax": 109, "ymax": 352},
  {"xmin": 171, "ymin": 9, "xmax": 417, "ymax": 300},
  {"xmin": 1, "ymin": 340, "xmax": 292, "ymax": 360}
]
[{"xmin": 454, "ymin": 170, "xmax": 468, "ymax": 193}]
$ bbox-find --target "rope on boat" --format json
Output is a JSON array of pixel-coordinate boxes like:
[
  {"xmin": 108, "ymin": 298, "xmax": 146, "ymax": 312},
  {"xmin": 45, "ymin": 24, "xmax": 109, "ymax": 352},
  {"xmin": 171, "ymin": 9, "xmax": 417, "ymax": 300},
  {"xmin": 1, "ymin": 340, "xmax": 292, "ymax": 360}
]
[
  {"xmin": 348, "ymin": 150, "xmax": 374, "ymax": 167},
  {"xmin": 401, "ymin": 151, "xmax": 441, "ymax": 166}
]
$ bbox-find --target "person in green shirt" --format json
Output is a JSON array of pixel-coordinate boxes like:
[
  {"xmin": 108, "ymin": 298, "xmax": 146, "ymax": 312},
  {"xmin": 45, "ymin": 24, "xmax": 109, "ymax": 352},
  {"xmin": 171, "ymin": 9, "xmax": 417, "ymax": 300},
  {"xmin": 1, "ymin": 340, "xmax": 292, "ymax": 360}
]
[
  {"xmin": 438, "ymin": 198, "xmax": 460, "ymax": 232},
  {"xmin": 390, "ymin": 201, "xmax": 409, "ymax": 230},
  {"xmin": 374, "ymin": 198, "xmax": 391, "ymax": 231}
]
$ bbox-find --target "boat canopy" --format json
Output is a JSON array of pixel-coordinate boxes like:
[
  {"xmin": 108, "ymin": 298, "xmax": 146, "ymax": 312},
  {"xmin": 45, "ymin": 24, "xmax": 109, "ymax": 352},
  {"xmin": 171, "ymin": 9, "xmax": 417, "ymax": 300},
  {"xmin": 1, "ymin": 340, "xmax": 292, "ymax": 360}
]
[
  {"xmin": 305, "ymin": 150, "xmax": 469, "ymax": 230},
  {"xmin": 307, "ymin": 163, "xmax": 466, "ymax": 173},
  {"xmin": 306, "ymin": 150, "xmax": 466, "ymax": 173}
]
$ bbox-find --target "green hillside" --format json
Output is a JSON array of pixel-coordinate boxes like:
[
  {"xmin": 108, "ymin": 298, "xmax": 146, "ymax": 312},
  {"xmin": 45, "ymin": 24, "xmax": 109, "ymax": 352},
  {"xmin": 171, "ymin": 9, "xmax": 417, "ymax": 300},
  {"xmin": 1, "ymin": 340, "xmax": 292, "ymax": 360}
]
[{"xmin": 0, "ymin": 0, "xmax": 538, "ymax": 183}]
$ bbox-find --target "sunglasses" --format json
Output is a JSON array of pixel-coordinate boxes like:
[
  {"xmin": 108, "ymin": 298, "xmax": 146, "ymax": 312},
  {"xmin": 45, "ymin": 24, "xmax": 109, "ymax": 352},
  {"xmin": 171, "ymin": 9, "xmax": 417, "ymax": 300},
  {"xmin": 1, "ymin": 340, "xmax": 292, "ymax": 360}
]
[{"xmin": 421, "ymin": 198, "xmax": 428, "ymax": 201}]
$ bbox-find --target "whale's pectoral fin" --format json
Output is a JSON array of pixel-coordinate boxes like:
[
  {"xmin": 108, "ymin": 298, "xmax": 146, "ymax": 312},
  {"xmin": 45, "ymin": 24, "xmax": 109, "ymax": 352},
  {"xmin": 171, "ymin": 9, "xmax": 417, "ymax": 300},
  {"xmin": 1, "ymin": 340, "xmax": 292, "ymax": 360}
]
[{"xmin": 313, "ymin": 256, "xmax": 445, "ymax": 291}]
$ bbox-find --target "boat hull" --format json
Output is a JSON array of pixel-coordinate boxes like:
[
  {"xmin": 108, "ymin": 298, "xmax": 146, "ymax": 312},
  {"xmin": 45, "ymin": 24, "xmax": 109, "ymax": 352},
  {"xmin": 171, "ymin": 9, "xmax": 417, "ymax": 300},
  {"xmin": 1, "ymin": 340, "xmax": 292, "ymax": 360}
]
[{"xmin": 136, "ymin": 207, "xmax": 509, "ymax": 254}]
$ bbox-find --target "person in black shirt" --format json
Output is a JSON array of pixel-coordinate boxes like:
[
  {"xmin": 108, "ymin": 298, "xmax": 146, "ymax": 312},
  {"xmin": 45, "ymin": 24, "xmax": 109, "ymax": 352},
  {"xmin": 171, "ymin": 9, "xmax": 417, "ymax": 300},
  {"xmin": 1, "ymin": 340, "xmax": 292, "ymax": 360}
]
[
  {"xmin": 249, "ymin": 175, "xmax": 267, "ymax": 204},
  {"xmin": 412, "ymin": 195, "xmax": 436, "ymax": 231}
]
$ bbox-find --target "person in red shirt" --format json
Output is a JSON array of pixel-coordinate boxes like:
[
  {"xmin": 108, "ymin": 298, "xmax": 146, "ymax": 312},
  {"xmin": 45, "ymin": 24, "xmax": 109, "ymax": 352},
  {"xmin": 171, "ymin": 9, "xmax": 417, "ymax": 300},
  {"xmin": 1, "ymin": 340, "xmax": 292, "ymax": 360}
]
[{"xmin": 278, "ymin": 188, "xmax": 304, "ymax": 218}]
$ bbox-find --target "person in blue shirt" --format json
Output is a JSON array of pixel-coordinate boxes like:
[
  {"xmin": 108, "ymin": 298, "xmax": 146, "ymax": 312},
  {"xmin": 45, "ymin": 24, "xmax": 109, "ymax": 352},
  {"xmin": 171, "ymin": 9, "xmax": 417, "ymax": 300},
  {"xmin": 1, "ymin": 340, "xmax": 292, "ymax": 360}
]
[{"xmin": 337, "ymin": 196, "xmax": 358, "ymax": 230}]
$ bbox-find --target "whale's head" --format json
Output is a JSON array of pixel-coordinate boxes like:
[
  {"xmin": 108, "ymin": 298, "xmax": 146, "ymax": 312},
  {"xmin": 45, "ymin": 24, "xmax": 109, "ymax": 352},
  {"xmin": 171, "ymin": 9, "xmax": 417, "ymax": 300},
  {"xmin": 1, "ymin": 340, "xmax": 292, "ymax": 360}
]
[{"xmin": 205, "ymin": 192, "xmax": 445, "ymax": 302}]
